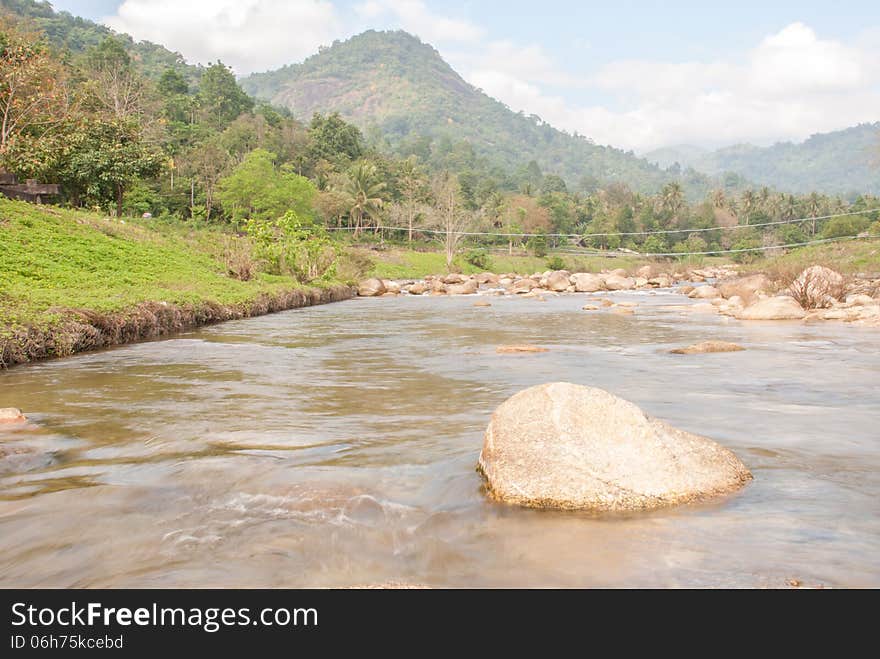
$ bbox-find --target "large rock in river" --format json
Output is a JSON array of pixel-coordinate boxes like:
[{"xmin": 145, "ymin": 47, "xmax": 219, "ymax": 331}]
[
  {"xmin": 571, "ymin": 273, "xmax": 604, "ymax": 293},
  {"xmin": 477, "ymin": 383, "xmax": 751, "ymax": 512},
  {"xmin": 737, "ymin": 296, "xmax": 806, "ymax": 320},
  {"xmin": 0, "ymin": 408, "xmax": 26, "ymax": 425},
  {"xmin": 717, "ymin": 274, "xmax": 771, "ymax": 304},
  {"xmin": 546, "ymin": 271, "xmax": 571, "ymax": 292},
  {"xmin": 358, "ymin": 278, "xmax": 386, "ymax": 297},
  {"xmin": 602, "ymin": 274, "xmax": 635, "ymax": 291}
]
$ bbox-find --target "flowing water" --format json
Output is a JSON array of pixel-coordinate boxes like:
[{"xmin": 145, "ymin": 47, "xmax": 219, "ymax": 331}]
[{"xmin": 1, "ymin": 291, "xmax": 878, "ymax": 588}]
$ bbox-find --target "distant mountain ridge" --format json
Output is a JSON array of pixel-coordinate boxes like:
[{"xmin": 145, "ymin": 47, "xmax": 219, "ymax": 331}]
[
  {"xmin": 645, "ymin": 123, "xmax": 880, "ymax": 196},
  {"xmin": 241, "ymin": 30, "xmax": 682, "ymax": 195}
]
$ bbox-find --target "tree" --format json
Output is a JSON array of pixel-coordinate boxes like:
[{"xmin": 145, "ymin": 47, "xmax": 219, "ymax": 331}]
[
  {"xmin": 430, "ymin": 171, "xmax": 473, "ymax": 271},
  {"xmin": 306, "ymin": 112, "xmax": 363, "ymax": 170},
  {"xmin": 83, "ymin": 36, "xmax": 147, "ymax": 121},
  {"xmin": 182, "ymin": 139, "xmax": 231, "ymax": 221},
  {"xmin": 217, "ymin": 148, "xmax": 316, "ymax": 225},
  {"xmin": 0, "ymin": 17, "xmax": 71, "ymax": 159},
  {"xmin": 397, "ymin": 156, "xmax": 427, "ymax": 242},
  {"xmin": 659, "ymin": 182, "xmax": 685, "ymax": 225},
  {"xmin": 338, "ymin": 161, "xmax": 386, "ymax": 236},
  {"xmin": 198, "ymin": 61, "xmax": 253, "ymax": 129},
  {"xmin": 59, "ymin": 117, "xmax": 165, "ymax": 216}
]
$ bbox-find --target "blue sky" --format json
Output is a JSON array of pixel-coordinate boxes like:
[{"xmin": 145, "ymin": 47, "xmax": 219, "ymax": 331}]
[{"xmin": 50, "ymin": 1, "xmax": 880, "ymax": 152}]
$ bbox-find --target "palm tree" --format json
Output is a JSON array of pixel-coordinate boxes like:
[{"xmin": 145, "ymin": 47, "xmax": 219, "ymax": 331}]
[
  {"xmin": 710, "ymin": 189, "xmax": 727, "ymax": 210},
  {"xmin": 806, "ymin": 192, "xmax": 822, "ymax": 235},
  {"xmin": 340, "ymin": 162, "xmax": 386, "ymax": 237},
  {"xmin": 660, "ymin": 182, "xmax": 685, "ymax": 226},
  {"xmin": 740, "ymin": 190, "xmax": 757, "ymax": 225}
]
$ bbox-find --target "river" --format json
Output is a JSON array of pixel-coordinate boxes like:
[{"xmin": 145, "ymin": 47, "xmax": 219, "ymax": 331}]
[{"xmin": 1, "ymin": 291, "xmax": 878, "ymax": 587}]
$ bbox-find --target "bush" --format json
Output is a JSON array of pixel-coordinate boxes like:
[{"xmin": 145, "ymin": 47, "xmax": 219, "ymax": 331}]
[
  {"xmin": 641, "ymin": 236, "xmax": 667, "ymax": 254},
  {"xmin": 465, "ymin": 248, "xmax": 493, "ymax": 270},
  {"xmin": 246, "ymin": 211, "xmax": 338, "ymax": 283},
  {"xmin": 821, "ymin": 215, "xmax": 872, "ymax": 239},
  {"xmin": 221, "ymin": 235, "xmax": 257, "ymax": 282},
  {"xmin": 775, "ymin": 223, "xmax": 808, "ymax": 245},
  {"xmin": 545, "ymin": 255, "xmax": 567, "ymax": 271},
  {"xmin": 336, "ymin": 250, "xmax": 375, "ymax": 284},
  {"xmin": 731, "ymin": 238, "xmax": 762, "ymax": 264},
  {"xmin": 527, "ymin": 234, "xmax": 548, "ymax": 258}
]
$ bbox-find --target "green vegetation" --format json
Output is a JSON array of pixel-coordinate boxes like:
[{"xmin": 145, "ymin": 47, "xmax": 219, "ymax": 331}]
[
  {"xmin": 0, "ymin": 198, "xmax": 326, "ymax": 329},
  {"xmin": 241, "ymin": 30, "xmax": 715, "ymax": 198}
]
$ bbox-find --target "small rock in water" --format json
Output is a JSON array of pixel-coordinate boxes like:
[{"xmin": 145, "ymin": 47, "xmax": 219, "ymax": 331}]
[
  {"xmin": 496, "ymin": 345, "xmax": 549, "ymax": 354},
  {"xmin": 478, "ymin": 383, "xmax": 752, "ymax": 512},
  {"xmin": 582, "ymin": 305, "xmax": 599, "ymax": 311},
  {"xmin": 612, "ymin": 307, "xmax": 635, "ymax": 315},
  {"xmin": 670, "ymin": 341, "xmax": 746, "ymax": 355},
  {"xmin": 0, "ymin": 408, "xmax": 26, "ymax": 425},
  {"xmin": 473, "ymin": 300, "xmax": 492, "ymax": 307}
]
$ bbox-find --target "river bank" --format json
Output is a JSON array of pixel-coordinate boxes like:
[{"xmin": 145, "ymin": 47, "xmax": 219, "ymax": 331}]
[{"xmin": 0, "ymin": 199, "xmax": 354, "ymax": 368}]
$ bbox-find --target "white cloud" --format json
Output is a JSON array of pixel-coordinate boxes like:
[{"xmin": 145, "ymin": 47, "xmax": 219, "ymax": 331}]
[
  {"xmin": 460, "ymin": 22, "xmax": 880, "ymax": 152},
  {"xmin": 104, "ymin": 0, "xmax": 342, "ymax": 75},
  {"xmin": 354, "ymin": 0, "xmax": 484, "ymax": 43}
]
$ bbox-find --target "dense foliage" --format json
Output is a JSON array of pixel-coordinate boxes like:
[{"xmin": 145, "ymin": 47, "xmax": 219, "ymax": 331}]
[{"xmin": 1, "ymin": 1, "xmax": 878, "ymax": 280}]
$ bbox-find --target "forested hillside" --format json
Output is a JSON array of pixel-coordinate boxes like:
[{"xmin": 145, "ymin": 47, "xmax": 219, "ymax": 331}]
[
  {"xmin": 241, "ymin": 30, "xmax": 701, "ymax": 196},
  {"xmin": 646, "ymin": 123, "xmax": 880, "ymax": 196}
]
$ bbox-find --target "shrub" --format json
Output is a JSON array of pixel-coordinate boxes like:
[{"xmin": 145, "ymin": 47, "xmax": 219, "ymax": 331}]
[
  {"xmin": 821, "ymin": 215, "xmax": 872, "ymax": 239},
  {"xmin": 545, "ymin": 255, "xmax": 567, "ymax": 271},
  {"xmin": 336, "ymin": 250, "xmax": 375, "ymax": 284},
  {"xmin": 246, "ymin": 211, "xmax": 338, "ymax": 283},
  {"xmin": 641, "ymin": 236, "xmax": 666, "ymax": 254},
  {"xmin": 527, "ymin": 234, "xmax": 548, "ymax": 258},
  {"xmin": 465, "ymin": 248, "xmax": 493, "ymax": 270},
  {"xmin": 731, "ymin": 238, "xmax": 762, "ymax": 264},
  {"xmin": 221, "ymin": 235, "xmax": 257, "ymax": 282}
]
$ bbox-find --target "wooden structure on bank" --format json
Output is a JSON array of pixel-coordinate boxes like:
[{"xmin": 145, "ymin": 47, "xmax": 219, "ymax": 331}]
[{"xmin": 0, "ymin": 169, "xmax": 60, "ymax": 204}]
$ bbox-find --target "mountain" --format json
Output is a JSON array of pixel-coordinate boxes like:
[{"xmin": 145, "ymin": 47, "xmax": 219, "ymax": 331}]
[
  {"xmin": 0, "ymin": 0, "xmax": 201, "ymax": 84},
  {"xmin": 645, "ymin": 124, "xmax": 880, "ymax": 196},
  {"xmin": 242, "ymin": 30, "xmax": 682, "ymax": 195}
]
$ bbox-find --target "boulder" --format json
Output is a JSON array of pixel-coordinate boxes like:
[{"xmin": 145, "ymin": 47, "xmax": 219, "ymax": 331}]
[
  {"xmin": 476, "ymin": 272, "xmax": 500, "ymax": 285},
  {"xmin": 407, "ymin": 283, "xmax": 427, "ymax": 296},
  {"xmin": 571, "ymin": 273, "xmax": 604, "ymax": 293},
  {"xmin": 688, "ymin": 285, "xmax": 722, "ymax": 300},
  {"xmin": 477, "ymin": 383, "xmax": 751, "ymax": 511},
  {"xmin": 498, "ymin": 278, "xmax": 513, "ymax": 287},
  {"xmin": 634, "ymin": 277, "xmax": 650, "ymax": 288},
  {"xmin": 649, "ymin": 274, "xmax": 674, "ymax": 288},
  {"xmin": 671, "ymin": 341, "xmax": 746, "ymax": 355},
  {"xmin": 447, "ymin": 279, "xmax": 479, "ymax": 295},
  {"xmin": 510, "ymin": 278, "xmax": 537, "ymax": 295},
  {"xmin": 789, "ymin": 266, "xmax": 845, "ymax": 309},
  {"xmin": 717, "ymin": 274, "xmax": 771, "ymax": 304},
  {"xmin": 496, "ymin": 345, "xmax": 549, "ymax": 354},
  {"xmin": 636, "ymin": 265, "xmax": 654, "ymax": 279},
  {"xmin": 582, "ymin": 305, "xmax": 599, "ymax": 311},
  {"xmin": 473, "ymin": 300, "xmax": 492, "ymax": 308},
  {"xmin": 546, "ymin": 271, "xmax": 572, "ymax": 292},
  {"xmin": 677, "ymin": 285, "xmax": 696, "ymax": 296},
  {"xmin": 610, "ymin": 268, "xmax": 628, "ymax": 278},
  {"xmin": 0, "ymin": 408, "xmax": 26, "ymax": 425},
  {"xmin": 382, "ymin": 280, "xmax": 402, "ymax": 294},
  {"xmin": 603, "ymin": 274, "xmax": 635, "ymax": 291},
  {"xmin": 737, "ymin": 296, "xmax": 806, "ymax": 321},
  {"xmin": 690, "ymin": 303, "xmax": 718, "ymax": 314},
  {"xmin": 442, "ymin": 273, "xmax": 467, "ymax": 285},
  {"xmin": 845, "ymin": 294, "xmax": 876, "ymax": 307},
  {"xmin": 357, "ymin": 278, "xmax": 386, "ymax": 297}
]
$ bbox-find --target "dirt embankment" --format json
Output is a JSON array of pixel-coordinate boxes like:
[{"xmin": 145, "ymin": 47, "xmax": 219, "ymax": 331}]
[{"xmin": 0, "ymin": 285, "xmax": 354, "ymax": 369}]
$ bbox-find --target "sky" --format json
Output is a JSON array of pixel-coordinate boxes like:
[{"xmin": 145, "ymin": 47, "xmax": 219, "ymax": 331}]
[{"xmin": 50, "ymin": 1, "xmax": 880, "ymax": 153}]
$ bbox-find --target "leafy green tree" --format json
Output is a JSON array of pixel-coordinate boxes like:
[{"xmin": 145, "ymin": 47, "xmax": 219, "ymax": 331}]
[
  {"xmin": 198, "ymin": 61, "xmax": 253, "ymax": 129},
  {"xmin": 59, "ymin": 117, "xmax": 165, "ymax": 216},
  {"xmin": 217, "ymin": 148, "xmax": 316, "ymax": 226},
  {"xmin": 306, "ymin": 112, "xmax": 364, "ymax": 170}
]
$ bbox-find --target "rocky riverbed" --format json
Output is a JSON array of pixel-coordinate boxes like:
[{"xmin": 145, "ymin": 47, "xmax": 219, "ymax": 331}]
[{"xmin": 358, "ymin": 264, "xmax": 880, "ymax": 328}]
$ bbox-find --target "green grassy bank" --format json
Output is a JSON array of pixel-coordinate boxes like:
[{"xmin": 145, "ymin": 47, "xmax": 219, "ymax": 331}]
[{"xmin": 0, "ymin": 200, "xmax": 352, "ymax": 367}]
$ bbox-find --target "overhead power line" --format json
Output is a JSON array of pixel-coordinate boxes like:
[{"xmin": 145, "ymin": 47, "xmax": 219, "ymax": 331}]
[{"xmin": 325, "ymin": 207, "xmax": 880, "ymax": 239}]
